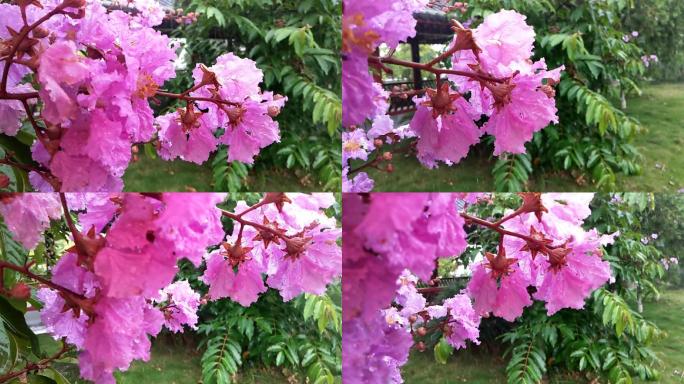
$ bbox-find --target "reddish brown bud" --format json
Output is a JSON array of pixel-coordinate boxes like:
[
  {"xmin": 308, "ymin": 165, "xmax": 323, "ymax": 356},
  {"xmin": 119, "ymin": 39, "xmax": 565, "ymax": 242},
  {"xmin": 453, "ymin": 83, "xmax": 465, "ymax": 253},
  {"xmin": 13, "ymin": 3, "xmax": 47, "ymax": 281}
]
[
  {"xmin": 386, "ymin": 164, "xmax": 394, "ymax": 173},
  {"xmin": 8, "ymin": 282, "xmax": 31, "ymax": 300},
  {"xmin": 0, "ymin": 172, "xmax": 9, "ymax": 189},
  {"xmin": 382, "ymin": 151, "xmax": 392, "ymax": 161},
  {"xmin": 408, "ymin": 315, "xmax": 418, "ymax": 323},
  {"xmin": 262, "ymin": 192, "xmax": 292, "ymax": 212},
  {"xmin": 32, "ymin": 26, "xmax": 49, "ymax": 39},
  {"xmin": 373, "ymin": 139, "xmax": 383, "ymax": 148},
  {"xmin": 416, "ymin": 341, "xmax": 426, "ymax": 352},
  {"xmin": 283, "ymin": 236, "xmax": 312, "ymax": 260},
  {"xmin": 267, "ymin": 106, "xmax": 280, "ymax": 117},
  {"xmin": 417, "ymin": 326, "xmax": 427, "ymax": 337},
  {"xmin": 518, "ymin": 192, "xmax": 548, "ymax": 222}
]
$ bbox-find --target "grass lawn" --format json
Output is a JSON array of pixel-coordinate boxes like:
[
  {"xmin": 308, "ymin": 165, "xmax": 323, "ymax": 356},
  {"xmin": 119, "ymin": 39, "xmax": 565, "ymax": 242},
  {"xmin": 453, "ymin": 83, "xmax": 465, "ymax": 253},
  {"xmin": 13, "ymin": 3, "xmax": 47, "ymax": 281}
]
[
  {"xmin": 640, "ymin": 288, "xmax": 684, "ymax": 384},
  {"xmin": 401, "ymin": 289, "xmax": 684, "ymax": 383},
  {"xmin": 368, "ymin": 82, "xmax": 684, "ymax": 192},
  {"xmin": 122, "ymin": 152, "xmax": 322, "ymax": 192},
  {"xmin": 39, "ymin": 334, "xmax": 291, "ymax": 383}
]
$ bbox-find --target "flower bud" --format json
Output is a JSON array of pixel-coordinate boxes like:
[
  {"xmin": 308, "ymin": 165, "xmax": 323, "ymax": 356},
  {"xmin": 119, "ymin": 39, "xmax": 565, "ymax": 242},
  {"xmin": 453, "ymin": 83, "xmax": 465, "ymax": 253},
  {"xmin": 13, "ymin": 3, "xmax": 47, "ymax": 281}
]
[
  {"xmin": 386, "ymin": 164, "xmax": 394, "ymax": 173},
  {"xmin": 9, "ymin": 282, "xmax": 31, "ymax": 300},
  {"xmin": 263, "ymin": 192, "xmax": 291, "ymax": 212},
  {"xmin": 416, "ymin": 341, "xmax": 426, "ymax": 352},
  {"xmin": 32, "ymin": 27, "xmax": 49, "ymax": 39},
  {"xmin": 0, "ymin": 172, "xmax": 9, "ymax": 189},
  {"xmin": 408, "ymin": 315, "xmax": 417, "ymax": 323},
  {"xmin": 267, "ymin": 106, "xmax": 280, "ymax": 117},
  {"xmin": 417, "ymin": 326, "xmax": 427, "ymax": 336},
  {"xmin": 382, "ymin": 152, "xmax": 392, "ymax": 161},
  {"xmin": 374, "ymin": 139, "xmax": 383, "ymax": 148}
]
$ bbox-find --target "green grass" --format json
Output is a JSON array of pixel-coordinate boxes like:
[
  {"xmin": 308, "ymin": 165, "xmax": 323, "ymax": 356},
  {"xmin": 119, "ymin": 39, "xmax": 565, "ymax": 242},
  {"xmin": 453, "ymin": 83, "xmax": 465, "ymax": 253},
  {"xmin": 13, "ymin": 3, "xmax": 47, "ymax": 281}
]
[
  {"xmin": 618, "ymin": 83, "xmax": 684, "ymax": 192},
  {"xmin": 122, "ymin": 152, "xmax": 321, "ymax": 192},
  {"xmin": 39, "ymin": 334, "xmax": 290, "ymax": 383},
  {"xmin": 402, "ymin": 345, "xmax": 508, "ymax": 383},
  {"xmin": 401, "ymin": 289, "xmax": 684, "ymax": 383},
  {"xmin": 641, "ymin": 289, "xmax": 684, "ymax": 384},
  {"xmin": 368, "ymin": 82, "xmax": 684, "ymax": 192}
]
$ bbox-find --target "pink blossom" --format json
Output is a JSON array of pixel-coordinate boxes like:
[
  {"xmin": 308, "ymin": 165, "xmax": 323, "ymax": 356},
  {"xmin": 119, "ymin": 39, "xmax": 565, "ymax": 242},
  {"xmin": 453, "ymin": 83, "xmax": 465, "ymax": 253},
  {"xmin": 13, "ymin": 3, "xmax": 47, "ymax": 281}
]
[
  {"xmin": 441, "ymin": 294, "xmax": 481, "ymax": 349},
  {"xmin": 342, "ymin": 168, "xmax": 375, "ymax": 192},
  {"xmin": 202, "ymin": 250, "xmax": 267, "ymax": 306},
  {"xmin": 342, "ymin": 54, "xmax": 377, "ymax": 126},
  {"xmin": 157, "ymin": 113, "xmax": 218, "ymax": 164},
  {"xmin": 158, "ymin": 281, "xmax": 200, "ymax": 332},
  {"xmin": 38, "ymin": 41, "xmax": 90, "ymax": 125},
  {"xmin": 410, "ymin": 96, "xmax": 482, "ymax": 168},
  {"xmin": 267, "ymin": 226, "xmax": 342, "ymax": 301},
  {"xmin": 342, "ymin": 129, "xmax": 371, "ymax": 163},
  {"xmin": 0, "ymin": 193, "xmax": 63, "ymax": 248},
  {"xmin": 473, "ymin": 10, "xmax": 535, "ymax": 67},
  {"xmin": 467, "ymin": 262, "xmax": 533, "ymax": 321},
  {"xmin": 484, "ymin": 65, "xmax": 563, "ymax": 155}
]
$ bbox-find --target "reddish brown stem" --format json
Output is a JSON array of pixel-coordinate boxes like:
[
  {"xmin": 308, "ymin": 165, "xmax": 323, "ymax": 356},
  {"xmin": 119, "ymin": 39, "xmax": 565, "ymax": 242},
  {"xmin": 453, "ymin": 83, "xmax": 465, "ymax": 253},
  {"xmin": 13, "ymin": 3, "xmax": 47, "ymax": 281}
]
[
  {"xmin": 0, "ymin": 2, "xmax": 68, "ymax": 94},
  {"xmin": 460, "ymin": 213, "xmax": 557, "ymax": 249},
  {"xmin": 0, "ymin": 260, "xmax": 86, "ymax": 300},
  {"xmin": 221, "ymin": 210, "xmax": 290, "ymax": 240},
  {"xmin": 0, "ymin": 339, "xmax": 71, "ymax": 383}
]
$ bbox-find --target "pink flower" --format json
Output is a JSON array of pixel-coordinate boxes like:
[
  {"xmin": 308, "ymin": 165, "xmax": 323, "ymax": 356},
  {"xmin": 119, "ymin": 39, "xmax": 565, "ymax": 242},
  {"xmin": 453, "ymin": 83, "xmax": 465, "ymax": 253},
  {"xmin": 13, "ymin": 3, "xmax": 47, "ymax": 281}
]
[
  {"xmin": 158, "ymin": 281, "xmax": 200, "ymax": 332},
  {"xmin": 38, "ymin": 41, "xmax": 89, "ymax": 124},
  {"xmin": 342, "ymin": 54, "xmax": 377, "ymax": 126},
  {"xmin": 467, "ymin": 262, "xmax": 533, "ymax": 321},
  {"xmin": 202, "ymin": 250, "xmax": 267, "ymax": 306},
  {"xmin": 441, "ymin": 294, "xmax": 481, "ymax": 349},
  {"xmin": 0, "ymin": 193, "xmax": 63, "ymax": 248},
  {"xmin": 342, "ymin": 168, "xmax": 375, "ymax": 193},
  {"xmin": 533, "ymin": 240, "xmax": 612, "ymax": 315},
  {"xmin": 484, "ymin": 64, "xmax": 563, "ymax": 155},
  {"xmin": 473, "ymin": 10, "xmax": 535, "ymax": 67},
  {"xmin": 157, "ymin": 112, "xmax": 219, "ymax": 164},
  {"xmin": 156, "ymin": 193, "xmax": 226, "ymax": 266},
  {"xmin": 267, "ymin": 226, "xmax": 342, "ymax": 301},
  {"xmin": 343, "ymin": 129, "xmax": 371, "ymax": 163},
  {"xmin": 410, "ymin": 95, "xmax": 482, "ymax": 168}
]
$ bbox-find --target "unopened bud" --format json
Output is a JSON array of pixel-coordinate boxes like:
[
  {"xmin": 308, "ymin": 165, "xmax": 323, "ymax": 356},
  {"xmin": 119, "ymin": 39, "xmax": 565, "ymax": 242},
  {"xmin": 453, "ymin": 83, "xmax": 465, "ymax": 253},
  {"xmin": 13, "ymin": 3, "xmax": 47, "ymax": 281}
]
[
  {"xmin": 0, "ymin": 172, "xmax": 9, "ymax": 189},
  {"xmin": 408, "ymin": 315, "xmax": 417, "ymax": 323},
  {"xmin": 62, "ymin": 0, "xmax": 86, "ymax": 9},
  {"xmin": 417, "ymin": 327, "xmax": 427, "ymax": 336},
  {"xmin": 133, "ymin": 155, "xmax": 139, "ymax": 162},
  {"xmin": 386, "ymin": 164, "xmax": 394, "ymax": 173},
  {"xmin": 131, "ymin": 145, "xmax": 139, "ymax": 154},
  {"xmin": 374, "ymin": 139, "xmax": 383, "ymax": 148},
  {"xmin": 32, "ymin": 27, "xmax": 49, "ymax": 39},
  {"xmin": 267, "ymin": 106, "xmax": 280, "ymax": 117},
  {"xmin": 9, "ymin": 282, "xmax": 31, "ymax": 300},
  {"xmin": 382, "ymin": 152, "xmax": 392, "ymax": 161},
  {"xmin": 416, "ymin": 341, "xmax": 426, "ymax": 352}
]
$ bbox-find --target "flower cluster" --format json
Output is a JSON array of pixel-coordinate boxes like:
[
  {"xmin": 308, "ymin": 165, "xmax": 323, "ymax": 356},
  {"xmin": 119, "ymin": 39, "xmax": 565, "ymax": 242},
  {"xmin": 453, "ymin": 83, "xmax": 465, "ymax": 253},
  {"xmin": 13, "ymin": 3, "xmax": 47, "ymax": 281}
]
[
  {"xmin": 342, "ymin": 193, "xmax": 469, "ymax": 382},
  {"xmin": 0, "ymin": 192, "xmax": 340, "ymax": 384},
  {"xmin": 0, "ymin": 193, "xmax": 62, "ymax": 248},
  {"xmin": 343, "ymin": 193, "xmax": 614, "ymax": 383},
  {"xmin": 342, "ymin": 3, "xmax": 563, "ymax": 191},
  {"xmin": 201, "ymin": 193, "xmax": 342, "ymax": 305},
  {"xmin": 0, "ymin": 0, "xmax": 284, "ymax": 192},
  {"xmin": 466, "ymin": 193, "xmax": 614, "ymax": 319}
]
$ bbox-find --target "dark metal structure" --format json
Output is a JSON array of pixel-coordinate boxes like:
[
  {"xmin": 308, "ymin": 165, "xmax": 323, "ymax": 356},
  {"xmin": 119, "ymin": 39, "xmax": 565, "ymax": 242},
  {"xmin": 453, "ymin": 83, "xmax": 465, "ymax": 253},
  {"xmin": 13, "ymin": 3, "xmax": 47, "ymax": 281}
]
[{"xmin": 385, "ymin": 11, "xmax": 452, "ymax": 115}]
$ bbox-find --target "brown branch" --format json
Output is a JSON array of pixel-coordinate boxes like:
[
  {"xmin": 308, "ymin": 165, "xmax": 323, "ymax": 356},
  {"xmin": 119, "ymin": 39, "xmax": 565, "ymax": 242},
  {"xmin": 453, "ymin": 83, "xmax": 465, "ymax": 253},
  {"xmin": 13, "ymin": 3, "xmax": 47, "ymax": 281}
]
[
  {"xmin": 0, "ymin": 2, "xmax": 69, "ymax": 94},
  {"xmin": 220, "ymin": 210, "xmax": 290, "ymax": 240},
  {"xmin": 0, "ymin": 339, "xmax": 71, "ymax": 383}
]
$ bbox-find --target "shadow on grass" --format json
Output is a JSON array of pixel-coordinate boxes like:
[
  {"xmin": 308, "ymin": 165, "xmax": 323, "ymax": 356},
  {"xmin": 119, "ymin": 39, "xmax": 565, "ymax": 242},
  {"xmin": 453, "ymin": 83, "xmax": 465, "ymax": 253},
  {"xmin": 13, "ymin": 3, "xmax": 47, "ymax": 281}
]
[
  {"xmin": 122, "ymin": 153, "xmax": 322, "ymax": 192},
  {"xmin": 40, "ymin": 333, "xmax": 290, "ymax": 384}
]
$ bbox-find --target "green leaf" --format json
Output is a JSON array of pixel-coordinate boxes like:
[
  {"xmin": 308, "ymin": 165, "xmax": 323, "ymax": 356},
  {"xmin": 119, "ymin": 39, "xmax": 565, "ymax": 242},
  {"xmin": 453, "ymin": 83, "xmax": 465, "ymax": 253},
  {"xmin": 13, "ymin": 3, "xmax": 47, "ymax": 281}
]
[
  {"xmin": 434, "ymin": 338, "xmax": 453, "ymax": 365},
  {"xmin": 0, "ymin": 296, "xmax": 40, "ymax": 356}
]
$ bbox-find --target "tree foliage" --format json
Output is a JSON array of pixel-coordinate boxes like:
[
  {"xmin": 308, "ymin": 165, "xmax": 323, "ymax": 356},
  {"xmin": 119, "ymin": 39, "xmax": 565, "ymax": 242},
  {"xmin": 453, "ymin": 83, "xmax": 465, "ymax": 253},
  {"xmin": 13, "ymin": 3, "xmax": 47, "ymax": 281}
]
[{"xmin": 169, "ymin": 0, "xmax": 342, "ymax": 191}]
